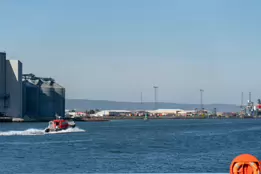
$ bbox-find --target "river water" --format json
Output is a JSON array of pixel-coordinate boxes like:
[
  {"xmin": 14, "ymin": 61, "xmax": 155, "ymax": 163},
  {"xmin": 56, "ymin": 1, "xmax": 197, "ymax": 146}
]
[{"xmin": 0, "ymin": 119, "xmax": 260, "ymax": 173}]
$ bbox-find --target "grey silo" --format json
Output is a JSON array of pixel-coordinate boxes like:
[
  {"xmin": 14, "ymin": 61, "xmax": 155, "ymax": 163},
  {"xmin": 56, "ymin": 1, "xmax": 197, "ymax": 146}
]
[
  {"xmin": 21, "ymin": 74, "xmax": 65, "ymax": 120},
  {"xmin": 38, "ymin": 78, "xmax": 65, "ymax": 118},
  {"xmin": 38, "ymin": 80, "xmax": 56, "ymax": 118},
  {"xmin": 53, "ymin": 83, "xmax": 65, "ymax": 117},
  {"xmin": 22, "ymin": 80, "xmax": 40, "ymax": 117},
  {"xmin": 0, "ymin": 52, "xmax": 6, "ymax": 113},
  {"xmin": 22, "ymin": 80, "xmax": 26, "ymax": 116}
]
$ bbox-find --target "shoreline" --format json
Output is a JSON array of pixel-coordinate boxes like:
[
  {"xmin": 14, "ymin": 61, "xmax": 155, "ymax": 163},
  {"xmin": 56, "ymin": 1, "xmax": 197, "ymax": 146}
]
[{"xmin": 0, "ymin": 115, "xmax": 259, "ymax": 123}]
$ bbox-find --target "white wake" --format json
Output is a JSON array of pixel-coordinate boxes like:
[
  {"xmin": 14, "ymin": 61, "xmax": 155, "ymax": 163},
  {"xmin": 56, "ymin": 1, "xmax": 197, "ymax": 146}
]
[
  {"xmin": 0, "ymin": 127, "xmax": 85, "ymax": 136},
  {"xmin": 46, "ymin": 127, "xmax": 86, "ymax": 134}
]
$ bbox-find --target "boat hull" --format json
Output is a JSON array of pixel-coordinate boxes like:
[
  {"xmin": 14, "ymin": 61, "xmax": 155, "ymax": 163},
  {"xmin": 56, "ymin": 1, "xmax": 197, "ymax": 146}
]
[{"xmin": 44, "ymin": 124, "xmax": 76, "ymax": 133}]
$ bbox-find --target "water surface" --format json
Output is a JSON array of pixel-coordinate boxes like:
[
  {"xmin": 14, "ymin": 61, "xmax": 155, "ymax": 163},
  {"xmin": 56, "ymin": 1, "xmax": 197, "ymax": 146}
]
[{"xmin": 0, "ymin": 119, "xmax": 260, "ymax": 173}]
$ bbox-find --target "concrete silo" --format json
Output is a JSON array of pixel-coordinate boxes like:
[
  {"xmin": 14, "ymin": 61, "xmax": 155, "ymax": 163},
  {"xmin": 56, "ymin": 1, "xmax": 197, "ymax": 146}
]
[
  {"xmin": 53, "ymin": 82, "xmax": 65, "ymax": 117},
  {"xmin": 22, "ymin": 74, "xmax": 65, "ymax": 121},
  {"xmin": 38, "ymin": 78, "xmax": 65, "ymax": 120},
  {"xmin": 38, "ymin": 79, "xmax": 55, "ymax": 119},
  {"xmin": 22, "ymin": 79, "xmax": 40, "ymax": 117}
]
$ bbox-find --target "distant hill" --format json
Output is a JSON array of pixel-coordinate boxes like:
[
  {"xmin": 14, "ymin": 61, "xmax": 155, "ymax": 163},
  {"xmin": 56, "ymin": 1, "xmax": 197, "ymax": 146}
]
[{"xmin": 65, "ymin": 99, "xmax": 241, "ymax": 112}]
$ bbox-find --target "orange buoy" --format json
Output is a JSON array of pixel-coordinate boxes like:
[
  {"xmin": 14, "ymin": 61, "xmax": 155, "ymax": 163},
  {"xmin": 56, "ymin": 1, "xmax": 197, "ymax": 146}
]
[{"xmin": 230, "ymin": 154, "xmax": 260, "ymax": 174}]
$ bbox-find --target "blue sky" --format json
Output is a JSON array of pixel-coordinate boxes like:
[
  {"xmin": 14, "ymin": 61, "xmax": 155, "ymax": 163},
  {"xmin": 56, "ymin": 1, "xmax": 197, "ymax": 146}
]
[{"xmin": 1, "ymin": 0, "xmax": 261, "ymax": 104}]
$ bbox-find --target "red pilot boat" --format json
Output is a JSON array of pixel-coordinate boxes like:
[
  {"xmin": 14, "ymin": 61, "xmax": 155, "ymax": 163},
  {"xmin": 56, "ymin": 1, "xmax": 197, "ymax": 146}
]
[{"xmin": 44, "ymin": 117, "xmax": 76, "ymax": 133}]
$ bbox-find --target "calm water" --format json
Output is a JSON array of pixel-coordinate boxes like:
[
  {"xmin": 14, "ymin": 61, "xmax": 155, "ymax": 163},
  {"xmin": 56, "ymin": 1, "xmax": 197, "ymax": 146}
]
[{"xmin": 0, "ymin": 119, "xmax": 260, "ymax": 173}]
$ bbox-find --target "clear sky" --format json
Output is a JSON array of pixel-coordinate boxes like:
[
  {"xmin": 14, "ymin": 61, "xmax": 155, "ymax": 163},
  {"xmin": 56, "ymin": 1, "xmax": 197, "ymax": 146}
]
[{"xmin": 1, "ymin": 0, "xmax": 261, "ymax": 104}]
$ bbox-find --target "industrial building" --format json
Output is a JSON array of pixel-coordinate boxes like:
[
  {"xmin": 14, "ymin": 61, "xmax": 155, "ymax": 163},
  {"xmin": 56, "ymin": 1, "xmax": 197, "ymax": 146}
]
[
  {"xmin": 0, "ymin": 52, "xmax": 22, "ymax": 117},
  {"xmin": 0, "ymin": 52, "xmax": 65, "ymax": 121}
]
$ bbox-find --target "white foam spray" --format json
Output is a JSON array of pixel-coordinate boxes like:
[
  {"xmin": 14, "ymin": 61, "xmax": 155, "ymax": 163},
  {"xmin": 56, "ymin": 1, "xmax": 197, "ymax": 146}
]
[
  {"xmin": 0, "ymin": 127, "xmax": 85, "ymax": 136},
  {"xmin": 46, "ymin": 127, "xmax": 85, "ymax": 134}
]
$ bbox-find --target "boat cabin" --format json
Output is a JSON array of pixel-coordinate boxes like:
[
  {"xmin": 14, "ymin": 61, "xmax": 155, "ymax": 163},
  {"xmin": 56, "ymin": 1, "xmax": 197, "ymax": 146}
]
[{"xmin": 50, "ymin": 119, "xmax": 69, "ymax": 129}]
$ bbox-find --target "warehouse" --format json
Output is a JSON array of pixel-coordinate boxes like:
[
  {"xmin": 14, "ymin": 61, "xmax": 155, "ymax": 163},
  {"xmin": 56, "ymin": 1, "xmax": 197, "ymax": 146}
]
[
  {"xmin": 148, "ymin": 109, "xmax": 184, "ymax": 115},
  {"xmin": 92, "ymin": 110, "xmax": 132, "ymax": 117}
]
